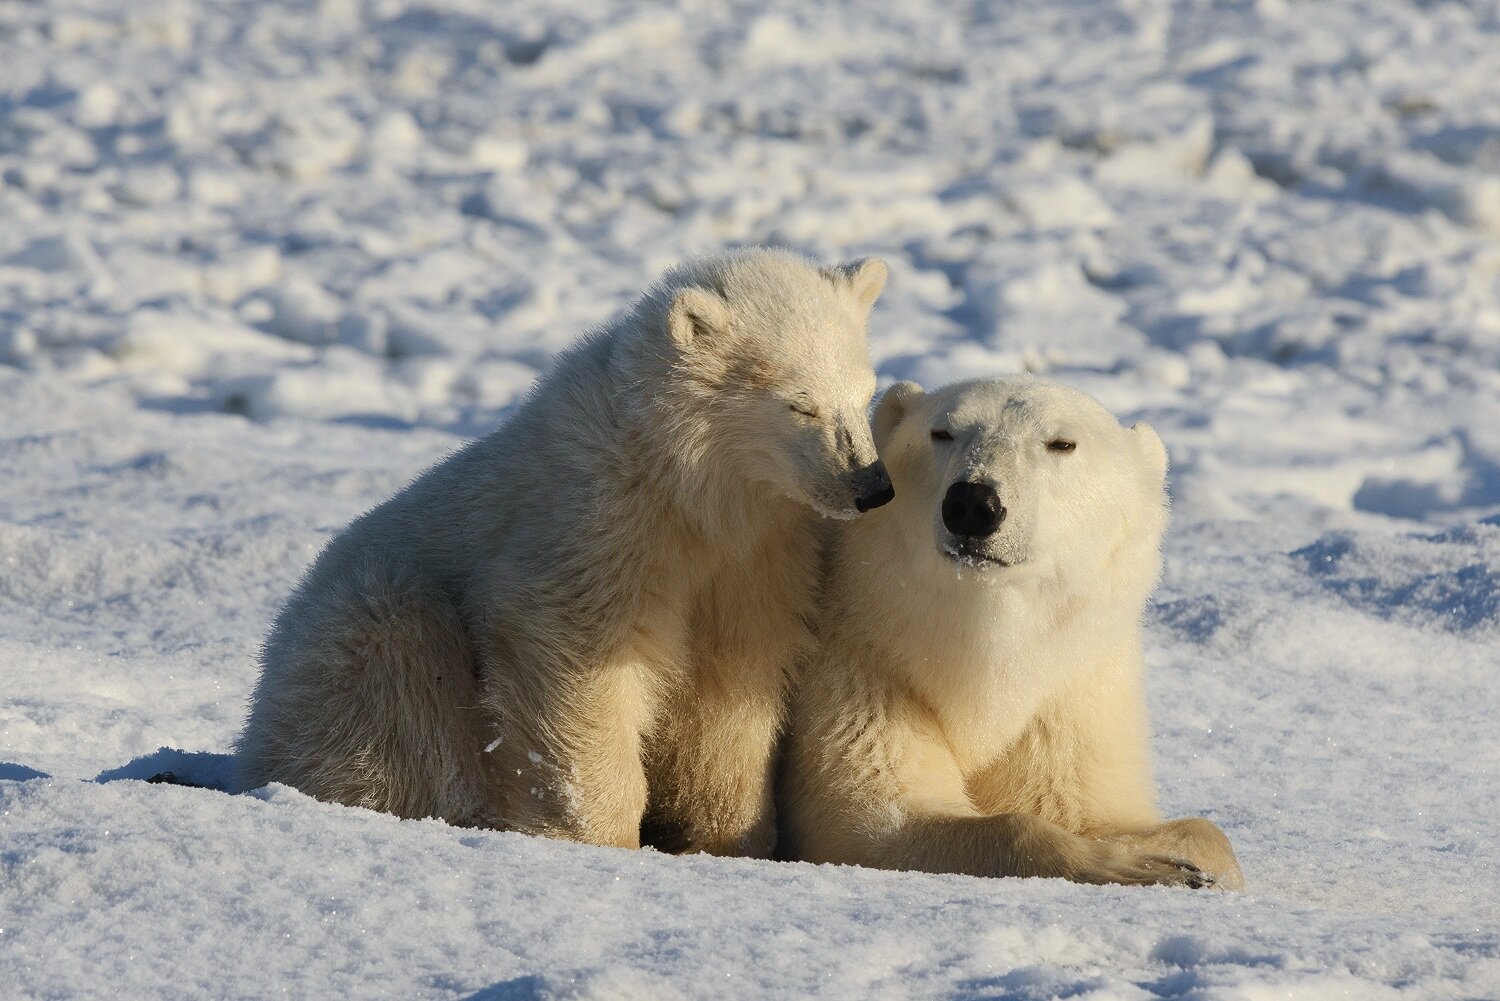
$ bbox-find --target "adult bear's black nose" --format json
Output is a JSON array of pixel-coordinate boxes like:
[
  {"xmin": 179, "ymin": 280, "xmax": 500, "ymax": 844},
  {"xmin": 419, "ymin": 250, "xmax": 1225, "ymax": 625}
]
[
  {"xmin": 942, "ymin": 481, "xmax": 1005, "ymax": 537},
  {"xmin": 854, "ymin": 463, "xmax": 895, "ymax": 512}
]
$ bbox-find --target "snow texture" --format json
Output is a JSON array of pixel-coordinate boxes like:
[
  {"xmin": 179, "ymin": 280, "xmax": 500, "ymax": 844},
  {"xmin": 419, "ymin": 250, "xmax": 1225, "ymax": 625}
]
[{"xmin": 2, "ymin": 0, "xmax": 1498, "ymax": 997}]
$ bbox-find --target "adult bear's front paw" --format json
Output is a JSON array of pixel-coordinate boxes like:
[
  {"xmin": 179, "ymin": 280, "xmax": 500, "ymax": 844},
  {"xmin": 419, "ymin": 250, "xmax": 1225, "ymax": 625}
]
[{"xmin": 1077, "ymin": 845, "xmax": 1216, "ymax": 889}]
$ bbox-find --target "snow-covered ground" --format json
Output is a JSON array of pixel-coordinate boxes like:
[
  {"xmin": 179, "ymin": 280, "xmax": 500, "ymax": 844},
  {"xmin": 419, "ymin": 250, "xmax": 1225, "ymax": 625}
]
[{"xmin": 3, "ymin": 0, "xmax": 1499, "ymax": 997}]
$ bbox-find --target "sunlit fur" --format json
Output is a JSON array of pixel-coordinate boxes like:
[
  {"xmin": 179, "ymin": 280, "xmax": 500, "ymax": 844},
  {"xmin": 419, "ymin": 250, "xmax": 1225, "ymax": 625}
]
[
  {"xmin": 235, "ymin": 248, "xmax": 888, "ymax": 857},
  {"xmin": 781, "ymin": 376, "xmax": 1245, "ymax": 889}
]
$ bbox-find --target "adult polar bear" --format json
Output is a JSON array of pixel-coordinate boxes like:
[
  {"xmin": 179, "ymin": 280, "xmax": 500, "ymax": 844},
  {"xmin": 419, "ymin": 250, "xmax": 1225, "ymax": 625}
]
[
  {"xmin": 235, "ymin": 248, "xmax": 894, "ymax": 858},
  {"xmin": 782, "ymin": 377, "xmax": 1244, "ymax": 889}
]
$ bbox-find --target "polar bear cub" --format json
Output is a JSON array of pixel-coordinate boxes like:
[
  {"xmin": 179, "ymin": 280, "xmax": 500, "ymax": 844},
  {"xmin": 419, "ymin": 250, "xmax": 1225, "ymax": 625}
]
[
  {"xmin": 235, "ymin": 248, "xmax": 894, "ymax": 858},
  {"xmin": 781, "ymin": 376, "xmax": 1244, "ymax": 889}
]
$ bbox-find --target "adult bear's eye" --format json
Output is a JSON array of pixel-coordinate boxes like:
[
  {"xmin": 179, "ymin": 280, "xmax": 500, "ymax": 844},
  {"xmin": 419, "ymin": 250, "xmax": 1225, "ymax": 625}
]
[
  {"xmin": 1047, "ymin": 439, "xmax": 1076, "ymax": 452},
  {"xmin": 931, "ymin": 429, "xmax": 953, "ymax": 441}
]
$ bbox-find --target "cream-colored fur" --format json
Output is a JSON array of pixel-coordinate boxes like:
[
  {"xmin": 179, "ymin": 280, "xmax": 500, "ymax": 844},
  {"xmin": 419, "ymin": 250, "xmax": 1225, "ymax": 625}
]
[
  {"xmin": 781, "ymin": 376, "xmax": 1244, "ymax": 889},
  {"xmin": 235, "ymin": 248, "xmax": 894, "ymax": 858}
]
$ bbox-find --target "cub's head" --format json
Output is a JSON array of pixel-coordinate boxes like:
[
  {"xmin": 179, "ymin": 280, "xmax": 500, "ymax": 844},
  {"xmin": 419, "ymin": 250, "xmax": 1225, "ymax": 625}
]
[
  {"xmin": 657, "ymin": 248, "xmax": 893, "ymax": 519},
  {"xmin": 871, "ymin": 377, "xmax": 1168, "ymax": 589}
]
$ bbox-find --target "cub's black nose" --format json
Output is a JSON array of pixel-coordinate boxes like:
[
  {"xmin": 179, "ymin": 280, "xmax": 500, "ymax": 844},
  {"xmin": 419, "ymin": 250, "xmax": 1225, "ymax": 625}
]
[
  {"xmin": 856, "ymin": 482, "xmax": 895, "ymax": 512},
  {"xmin": 855, "ymin": 465, "xmax": 895, "ymax": 512},
  {"xmin": 942, "ymin": 481, "xmax": 1005, "ymax": 537}
]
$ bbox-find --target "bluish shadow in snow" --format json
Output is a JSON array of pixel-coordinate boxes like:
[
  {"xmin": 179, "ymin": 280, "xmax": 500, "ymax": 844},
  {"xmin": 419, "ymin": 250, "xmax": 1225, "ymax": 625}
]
[
  {"xmin": 1292, "ymin": 530, "xmax": 1500, "ymax": 634},
  {"xmin": 1151, "ymin": 595, "xmax": 1229, "ymax": 644},
  {"xmin": 463, "ymin": 975, "xmax": 548, "ymax": 1001},
  {"xmin": 327, "ymin": 412, "xmax": 418, "ymax": 432},
  {"xmin": 954, "ymin": 937, "xmax": 1287, "ymax": 999},
  {"xmin": 95, "ymin": 747, "xmax": 237, "ymax": 791},
  {"xmin": 0, "ymin": 762, "xmax": 49, "ymax": 781},
  {"xmin": 1353, "ymin": 431, "xmax": 1500, "ymax": 519},
  {"xmin": 954, "ymin": 969, "xmax": 1111, "ymax": 1000},
  {"xmin": 136, "ymin": 394, "xmax": 233, "ymax": 418}
]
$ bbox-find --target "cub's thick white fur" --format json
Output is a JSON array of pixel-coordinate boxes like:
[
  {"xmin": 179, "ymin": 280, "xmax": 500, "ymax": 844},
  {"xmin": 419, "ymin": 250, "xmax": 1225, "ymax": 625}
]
[
  {"xmin": 235, "ymin": 248, "xmax": 893, "ymax": 858},
  {"xmin": 781, "ymin": 376, "xmax": 1244, "ymax": 888}
]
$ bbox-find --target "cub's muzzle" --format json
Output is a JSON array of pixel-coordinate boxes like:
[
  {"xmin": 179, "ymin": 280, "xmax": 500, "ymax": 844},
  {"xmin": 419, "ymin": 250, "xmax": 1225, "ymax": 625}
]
[{"xmin": 853, "ymin": 462, "xmax": 895, "ymax": 512}]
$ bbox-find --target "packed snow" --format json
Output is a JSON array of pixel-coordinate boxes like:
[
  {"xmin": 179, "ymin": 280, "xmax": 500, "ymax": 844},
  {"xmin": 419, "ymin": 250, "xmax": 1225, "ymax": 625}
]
[{"xmin": 2, "ymin": 0, "xmax": 1499, "ymax": 997}]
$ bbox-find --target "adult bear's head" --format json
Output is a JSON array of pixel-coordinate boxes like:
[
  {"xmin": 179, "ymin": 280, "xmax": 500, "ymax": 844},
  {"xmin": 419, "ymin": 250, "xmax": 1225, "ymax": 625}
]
[
  {"xmin": 646, "ymin": 248, "xmax": 893, "ymax": 520},
  {"xmin": 870, "ymin": 376, "xmax": 1169, "ymax": 598}
]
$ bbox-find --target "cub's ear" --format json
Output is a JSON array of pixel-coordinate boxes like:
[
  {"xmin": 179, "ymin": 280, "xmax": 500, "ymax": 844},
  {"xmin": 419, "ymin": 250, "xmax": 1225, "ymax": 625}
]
[
  {"xmin": 1129, "ymin": 422, "xmax": 1168, "ymax": 484},
  {"xmin": 667, "ymin": 287, "xmax": 731, "ymax": 349},
  {"xmin": 827, "ymin": 257, "xmax": 889, "ymax": 312},
  {"xmin": 873, "ymin": 380, "xmax": 924, "ymax": 449}
]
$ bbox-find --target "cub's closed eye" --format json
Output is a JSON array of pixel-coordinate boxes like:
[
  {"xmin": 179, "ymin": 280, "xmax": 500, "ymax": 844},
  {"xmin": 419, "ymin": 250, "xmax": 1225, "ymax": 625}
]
[
  {"xmin": 931, "ymin": 429, "xmax": 953, "ymax": 441},
  {"xmin": 790, "ymin": 401, "xmax": 819, "ymax": 418},
  {"xmin": 1047, "ymin": 439, "xmax": 1076, "ymax": 452}
]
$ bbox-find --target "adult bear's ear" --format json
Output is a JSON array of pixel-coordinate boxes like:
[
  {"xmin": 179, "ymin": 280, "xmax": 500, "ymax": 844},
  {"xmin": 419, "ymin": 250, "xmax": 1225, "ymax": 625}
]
[
  {"xmin": 1129, "ymin": 422, "xmax": 1168, "ymax": 484},
  {"xmin": 874, "ymin": 380, "xmax": 924, "ymax": 449},
  {"xmin": 667, "ymin": 287, "xmax": 731, "ymax": 349},
  {"xmin": 827, "ymin": 257, "xmax": 889, "ymax": 312}
]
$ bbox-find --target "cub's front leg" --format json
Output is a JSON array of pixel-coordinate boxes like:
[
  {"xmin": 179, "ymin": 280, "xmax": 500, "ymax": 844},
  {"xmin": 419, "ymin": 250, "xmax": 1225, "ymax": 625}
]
[
  {"xmin": 641, "ymin": 580, "xmax": 809, "ymax": 858},
  {"xmin": 641, "ymin": 664, "xmax": 785, "ymax": 858},
  {"xmin": 483, "ymin": 653, "xmax": 654, "ymax": 849}
]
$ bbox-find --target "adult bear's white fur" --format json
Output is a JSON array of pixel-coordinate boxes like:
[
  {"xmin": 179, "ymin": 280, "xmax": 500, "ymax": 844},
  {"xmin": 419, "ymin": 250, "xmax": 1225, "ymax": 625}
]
[
  {"xmin": 235, "ymin": 248, "xmax": 892, "ymax": 857},
  {"xmin": 781, "ymin": 376, "xmax": 1244, "ymax": 888}
]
